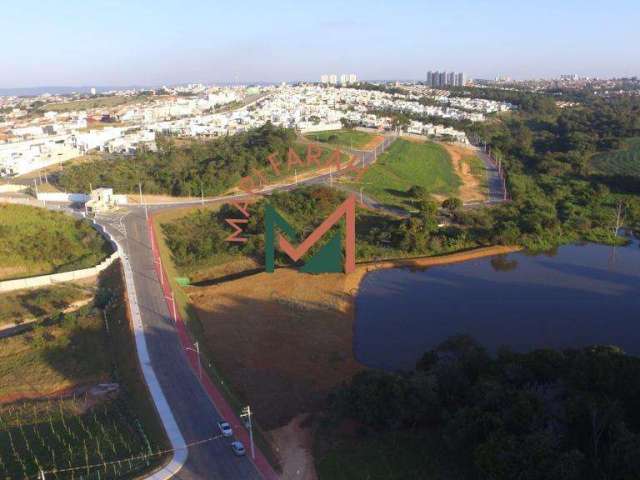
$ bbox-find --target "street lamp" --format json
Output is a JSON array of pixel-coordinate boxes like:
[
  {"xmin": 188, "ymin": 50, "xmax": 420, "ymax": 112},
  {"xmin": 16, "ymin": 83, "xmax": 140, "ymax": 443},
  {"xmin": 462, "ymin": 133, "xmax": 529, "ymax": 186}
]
[
  {"xmin": 240, "ymin": 406, "xmax": 255, "ymax": 460},
  {"xmin": 185, "ymin": 341, "xmax": 202, "ymax": 381}
]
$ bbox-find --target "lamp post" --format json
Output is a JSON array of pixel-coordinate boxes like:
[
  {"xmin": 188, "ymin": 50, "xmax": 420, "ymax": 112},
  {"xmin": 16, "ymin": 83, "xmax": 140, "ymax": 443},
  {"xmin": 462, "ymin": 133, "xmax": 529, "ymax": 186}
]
[
  {"xmin": 186, "ymin": 342, "xmax": 202, "ymax": 381},
  {"xmin": 240, "ymin": 406, "xmax": 255, "ymax": 460}
]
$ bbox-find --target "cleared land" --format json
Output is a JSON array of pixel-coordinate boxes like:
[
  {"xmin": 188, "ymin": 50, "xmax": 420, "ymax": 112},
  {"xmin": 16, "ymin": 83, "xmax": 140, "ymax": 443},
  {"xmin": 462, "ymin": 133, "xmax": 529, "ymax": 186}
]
[
  {"xmin": 591, "ymin": 137, "xmax": 640, "ymax": 176},
  {"xmin": 305, "ymin": 129, "xmax": 383, "ymax": 150},
  {"xmin": 40, "ymin": 94, "xmax": 160, "ymax": 113},
  {"xmin": 440, "ymin": 143, "xmax": 488, "ymax": 202},
  {"xmin": 0, "ymin": 204, "xmax": 112, "ymax": 280},
  {"xmin": 0, "ymin": 265, "xmax": 167, "ymax": 479},
  {"xmin": 352, "ymin": 139, "xmax": 461, "ymax": 210}
]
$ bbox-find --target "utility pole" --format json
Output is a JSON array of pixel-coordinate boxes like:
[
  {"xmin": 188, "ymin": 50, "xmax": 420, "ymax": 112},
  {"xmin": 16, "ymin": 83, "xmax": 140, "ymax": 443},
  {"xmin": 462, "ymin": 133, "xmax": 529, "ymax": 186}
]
[
  {"xmin": 329, "ymin": 166, "xmax": 333, "ymax": 186},
  {"xmin": 241, "ymin": 406, "xmax": 255, "ymax": 460},
  {"xmin": 171, "ymin": 292, "xmax": 178, "ymax": 321},
  {"xmin": 200, "ymin": 180, "xmax": 204, "ymax": 207},
  {"xmin": 295, "ymin": 168, "xmax": 298, "ymax": 184},
  {"xmin": 139, "ymin": 182, "xmax": 148, "ymax": 220},
  {"xmin": 186, "ymin": 342, "xmax": 202, "ymax": 381},
  {"xmin": 195, "ymin": 341, "xmax": 201, "ymax": 380}
]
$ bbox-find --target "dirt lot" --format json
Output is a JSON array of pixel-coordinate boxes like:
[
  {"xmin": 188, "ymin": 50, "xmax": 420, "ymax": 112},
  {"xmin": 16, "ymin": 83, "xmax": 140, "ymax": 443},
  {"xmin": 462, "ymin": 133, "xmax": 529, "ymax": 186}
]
[
  {"xmin": 188, "ymin": 268, "xmax": 362, "ymax": 431},
  {"xmin": 441, "ymin": 143, "xmax": 486, "ymax": 203}
]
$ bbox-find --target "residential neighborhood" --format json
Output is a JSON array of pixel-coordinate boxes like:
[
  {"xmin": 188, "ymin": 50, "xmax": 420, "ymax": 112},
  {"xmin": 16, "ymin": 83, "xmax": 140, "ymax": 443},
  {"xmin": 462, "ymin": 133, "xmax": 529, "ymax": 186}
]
[{"xmin": 0, "ymin": 82, "xmax": 513, "ymax": 177}]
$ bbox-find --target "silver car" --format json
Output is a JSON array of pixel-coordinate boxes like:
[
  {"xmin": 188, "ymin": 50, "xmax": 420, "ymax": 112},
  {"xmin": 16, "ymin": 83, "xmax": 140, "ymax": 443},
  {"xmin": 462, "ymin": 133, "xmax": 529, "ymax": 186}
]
[
  {"xmin": 217, "ymin": 421, "xmax": 233, "ymax": 437},
  {"xmin": 231, "ymin": 441, "xmax": 246, "ymax": 456}
]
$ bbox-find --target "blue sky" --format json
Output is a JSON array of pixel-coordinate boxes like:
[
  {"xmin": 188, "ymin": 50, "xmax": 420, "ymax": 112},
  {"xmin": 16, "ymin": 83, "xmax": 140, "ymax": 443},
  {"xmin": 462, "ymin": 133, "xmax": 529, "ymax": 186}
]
[{"xmin": 3, "ymin": 0, "xmax": 639, "ymax": 87}]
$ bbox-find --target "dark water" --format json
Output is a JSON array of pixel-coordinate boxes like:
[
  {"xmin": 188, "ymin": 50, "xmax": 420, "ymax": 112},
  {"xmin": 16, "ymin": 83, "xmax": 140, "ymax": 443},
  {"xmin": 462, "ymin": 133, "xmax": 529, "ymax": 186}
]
[{"xmin": 354, "ymin": 239, "xmax": 640, "ymax": 371}]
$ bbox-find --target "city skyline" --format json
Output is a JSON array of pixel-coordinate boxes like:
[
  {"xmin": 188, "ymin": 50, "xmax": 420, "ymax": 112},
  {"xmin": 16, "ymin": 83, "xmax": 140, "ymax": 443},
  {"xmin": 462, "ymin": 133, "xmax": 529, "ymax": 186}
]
[{"xmin": 3, "ymin": 0, "xmax": 640, "ymax": 89}]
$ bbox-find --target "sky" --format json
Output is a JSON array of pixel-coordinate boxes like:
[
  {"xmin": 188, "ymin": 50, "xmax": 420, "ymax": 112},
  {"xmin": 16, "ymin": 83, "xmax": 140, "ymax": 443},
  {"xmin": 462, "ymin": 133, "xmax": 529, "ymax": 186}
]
[{"xmin": 2, "ymin": 0, "xmax": 640, "ymax": 88}]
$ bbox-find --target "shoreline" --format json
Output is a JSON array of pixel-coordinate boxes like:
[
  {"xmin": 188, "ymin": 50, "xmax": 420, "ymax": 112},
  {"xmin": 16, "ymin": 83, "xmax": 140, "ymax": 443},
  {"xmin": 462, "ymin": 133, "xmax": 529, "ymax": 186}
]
[{"xmin": 344, "ymin": 245, "xmax": 522, "ymax": 298}]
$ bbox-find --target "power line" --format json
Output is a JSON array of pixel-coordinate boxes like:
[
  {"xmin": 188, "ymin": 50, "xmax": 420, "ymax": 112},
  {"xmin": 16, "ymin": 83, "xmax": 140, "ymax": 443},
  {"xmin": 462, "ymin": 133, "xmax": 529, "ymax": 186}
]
[{"xmin": 30, "ymin": 433, "xmax": 227, "ymax": 478}]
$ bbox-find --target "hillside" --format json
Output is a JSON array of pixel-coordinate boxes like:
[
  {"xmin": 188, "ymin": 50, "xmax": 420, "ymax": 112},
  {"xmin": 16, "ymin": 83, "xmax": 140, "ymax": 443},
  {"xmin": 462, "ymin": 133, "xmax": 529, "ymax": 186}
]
[{"xmin": 0, "ymin": 204, "xmax": 112, "ymax": 280}]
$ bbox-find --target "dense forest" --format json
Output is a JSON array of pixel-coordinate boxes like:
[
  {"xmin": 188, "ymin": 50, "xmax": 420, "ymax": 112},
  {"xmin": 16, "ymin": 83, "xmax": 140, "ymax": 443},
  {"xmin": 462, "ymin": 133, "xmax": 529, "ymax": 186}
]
[
  {"xmin": 324, "ymin": 335, "xmax": 640, "ymax": 480},
  {"xmin": 57, "ymin": 123, "xmax": 298, "ymax": 196},
  {"xmin": 460, "ymin": 94, "xmax": 640, "ymax": 249}
]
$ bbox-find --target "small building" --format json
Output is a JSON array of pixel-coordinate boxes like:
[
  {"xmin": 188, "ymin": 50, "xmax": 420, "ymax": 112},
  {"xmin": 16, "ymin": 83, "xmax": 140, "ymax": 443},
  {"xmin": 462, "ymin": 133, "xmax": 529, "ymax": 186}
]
[{"xmin": 85, "ymin": 188, "xmax": 127, "ymax": 212}]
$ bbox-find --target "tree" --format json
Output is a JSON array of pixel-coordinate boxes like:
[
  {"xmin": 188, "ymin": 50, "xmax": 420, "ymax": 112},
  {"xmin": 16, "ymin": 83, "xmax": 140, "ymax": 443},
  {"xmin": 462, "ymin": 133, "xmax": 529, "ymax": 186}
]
[{"xmin": 442, "ymin": 197, "xmax": 463, "ymax": 213}]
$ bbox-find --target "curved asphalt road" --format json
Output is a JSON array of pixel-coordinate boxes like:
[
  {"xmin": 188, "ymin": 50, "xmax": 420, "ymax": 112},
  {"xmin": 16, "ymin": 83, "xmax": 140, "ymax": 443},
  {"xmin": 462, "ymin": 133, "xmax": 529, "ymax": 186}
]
[{"xmin": 97, "ymin": 209, "xmax": 262, "ymax": 480}]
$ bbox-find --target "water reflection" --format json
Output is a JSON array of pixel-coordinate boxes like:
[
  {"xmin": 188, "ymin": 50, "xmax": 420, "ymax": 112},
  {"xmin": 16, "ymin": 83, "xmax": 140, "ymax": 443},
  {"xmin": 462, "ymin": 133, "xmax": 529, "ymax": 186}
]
[{"xmin": 355, "ymin": 238, "xmax": 640, "ymax": 372}]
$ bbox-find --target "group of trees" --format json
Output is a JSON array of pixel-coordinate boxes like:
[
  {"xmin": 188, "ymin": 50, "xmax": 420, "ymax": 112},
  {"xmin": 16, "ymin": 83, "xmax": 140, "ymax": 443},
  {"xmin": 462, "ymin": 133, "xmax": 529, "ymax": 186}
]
[
  {"xmin": 455, "ymin": 92, "xmax": 640, "ymax": 249},
  {"xmin": 57, "ymin": 123, "xmax": 297, "ymax": 196},
  {"xmin": 329, "ymin": 335, "xmax": 640, "ymax": 480},
  {"xmin": 162, "ymin": 186, "xmax": 472, "ymax": 273}
]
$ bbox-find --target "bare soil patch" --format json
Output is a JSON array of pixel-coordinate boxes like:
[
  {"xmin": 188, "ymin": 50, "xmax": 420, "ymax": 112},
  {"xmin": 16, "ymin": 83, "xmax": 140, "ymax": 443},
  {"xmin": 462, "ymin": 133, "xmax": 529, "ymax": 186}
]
[
  {"xmin": 188, "ymin": 268, "xmax": 363, "ymax": 431},
  {"xmin": 361, "ymin": 135, "xmax": 385, "ymax": 151},
  {"xmin": 441, "ymin": 143, "xmax": 486, "ymax": 203},
  {"xmin": 271, "ymin": 414, "xmax": 318, "ymax": 480}
]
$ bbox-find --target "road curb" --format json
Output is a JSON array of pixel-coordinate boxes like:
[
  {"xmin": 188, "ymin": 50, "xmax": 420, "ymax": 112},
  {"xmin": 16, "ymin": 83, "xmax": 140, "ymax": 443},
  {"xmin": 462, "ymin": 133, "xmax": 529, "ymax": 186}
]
[
  {"xmin": 147, "ymin": 215, "xmax": 279, "ymax": 480},
  {"xmin": 97, "ymin": 220, "xmax": 189, "ymax": 480}
]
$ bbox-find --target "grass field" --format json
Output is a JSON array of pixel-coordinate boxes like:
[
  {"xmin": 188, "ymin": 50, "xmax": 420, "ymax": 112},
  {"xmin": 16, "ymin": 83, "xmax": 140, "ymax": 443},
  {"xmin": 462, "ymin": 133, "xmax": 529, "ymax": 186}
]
[
  {"xmin": 0, "ymin": 283, "xmax": 93, "ymax": 327},
  {"xmin": 41, "ymin": 94, "xmax": 158, "ymax": 113},
  {"xmin": 354, "ymin": 139, "xmax": 461, "ymax": 210},
  {"xmin": 0, "ymin": 265, "xmax": 167, "ymax": 479},
  {"xmin": 591, "ymin": 137, "xmax": 640, "ymax": 176},
  {"xmin": 305, "ymin": 129, "xmax": 379, "ymax": 150},
  {"xmin": 0, "ymin": 204, "xmax": 112, "ymax": 281}
]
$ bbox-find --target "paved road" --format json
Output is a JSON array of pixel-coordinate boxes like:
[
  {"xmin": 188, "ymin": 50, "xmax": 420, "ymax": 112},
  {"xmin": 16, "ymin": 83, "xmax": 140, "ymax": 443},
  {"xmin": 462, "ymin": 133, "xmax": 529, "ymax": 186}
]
[
  {"xmin": 97, "ymin": 209, "xmax": 262, "ymax": 480},
  {"xmin": 476, "ymin": 148, "xmax": 506, "ymax": 204},
  {"xmin": 31, "ymin": 135, "xmax": 400, "ymax": 480}
]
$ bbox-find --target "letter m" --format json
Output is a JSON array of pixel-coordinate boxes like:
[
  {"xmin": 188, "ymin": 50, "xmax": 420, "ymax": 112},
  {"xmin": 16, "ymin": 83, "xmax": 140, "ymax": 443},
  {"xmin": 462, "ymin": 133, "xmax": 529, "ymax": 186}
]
[{"xmin": 264, "ymin": 195, "xmax": 356, "ymax": 274}]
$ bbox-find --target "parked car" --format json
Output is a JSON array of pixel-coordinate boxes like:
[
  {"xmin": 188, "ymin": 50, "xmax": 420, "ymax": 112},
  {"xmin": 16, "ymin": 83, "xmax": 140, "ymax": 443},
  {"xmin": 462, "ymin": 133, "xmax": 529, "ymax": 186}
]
[
  {"xmin": 231, "ymin": 441, "xmax": 246, "ymax": 456},
  {"xmin": 217, "ymin": 421, "xmax": 233, "ymax": 437}
]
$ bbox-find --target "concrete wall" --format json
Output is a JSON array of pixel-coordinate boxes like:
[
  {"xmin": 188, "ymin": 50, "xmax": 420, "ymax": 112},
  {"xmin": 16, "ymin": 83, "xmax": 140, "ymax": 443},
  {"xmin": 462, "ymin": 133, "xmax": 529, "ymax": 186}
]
[
  {"xmin": 36, "ymin": 192, "xmax": 88, "ymax": 203},
  {"xmin": 0, "ymin": 250, "xmax": 120, "ymax": 293},
  {"xmin": 0, "ymin": 184, "xmax": 27, "ymax": 193}
]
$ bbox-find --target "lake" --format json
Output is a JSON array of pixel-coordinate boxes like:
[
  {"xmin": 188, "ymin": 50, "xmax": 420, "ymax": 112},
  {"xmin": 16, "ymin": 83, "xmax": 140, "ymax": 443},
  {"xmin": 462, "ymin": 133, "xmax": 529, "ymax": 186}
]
[{"xmin": 354, "ymin": 238, "xmax": 640, "ymax": 371}]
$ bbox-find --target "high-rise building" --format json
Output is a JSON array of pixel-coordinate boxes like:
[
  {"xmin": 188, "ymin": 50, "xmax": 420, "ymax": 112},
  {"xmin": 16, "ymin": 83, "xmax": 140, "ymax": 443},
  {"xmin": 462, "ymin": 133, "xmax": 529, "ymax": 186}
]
[
  {"xmin": 340, "ymin": 74, "xmax": 349, "ymax": 85},
  {"xmin": 447, "ymin": 72, "xmax": 455, "ymax": 86},
  {"xmin": 329, "ymin": 74, "xmax": 338, "ymax": 85},
  {"xmin": 320, "ymin": 74, "xmax": 329, "ymax": 84},
  {"xmin": 426, "ymin": 70, "xmax": 466, "ymax": 88},
  {"xmin": 348, "ymin": 73, "xmax": 357, "ymax": 83}
]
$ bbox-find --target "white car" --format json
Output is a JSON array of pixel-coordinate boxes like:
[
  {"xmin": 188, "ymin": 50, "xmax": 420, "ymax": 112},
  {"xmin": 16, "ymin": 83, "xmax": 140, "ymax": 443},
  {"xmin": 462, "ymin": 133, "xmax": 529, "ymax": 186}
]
[
  {"xmin": 231, "ymin": 441, "xmax": 246, "ymax": 456},
  {"xmin": 218, "ymin": 421, "xmax": 233, "ymax": 437}
]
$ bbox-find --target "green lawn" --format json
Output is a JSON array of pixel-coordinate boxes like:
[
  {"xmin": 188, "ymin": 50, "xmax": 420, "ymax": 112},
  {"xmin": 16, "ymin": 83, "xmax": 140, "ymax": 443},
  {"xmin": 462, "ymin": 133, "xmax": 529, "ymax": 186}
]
[
  {"xmin": 591, "ymin": 137, "xmax": 640, "ymax": 176},
  {"xmin": 305, "ymin": 129, "xmax": 377, "ymax": 150},
  {"xmin": 0, "ymin": 204, "xmax": 112, "ymax": 280},
  {"xmin": 354, "ymin": 139, "xmax": 461, "ymax": 211}
]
